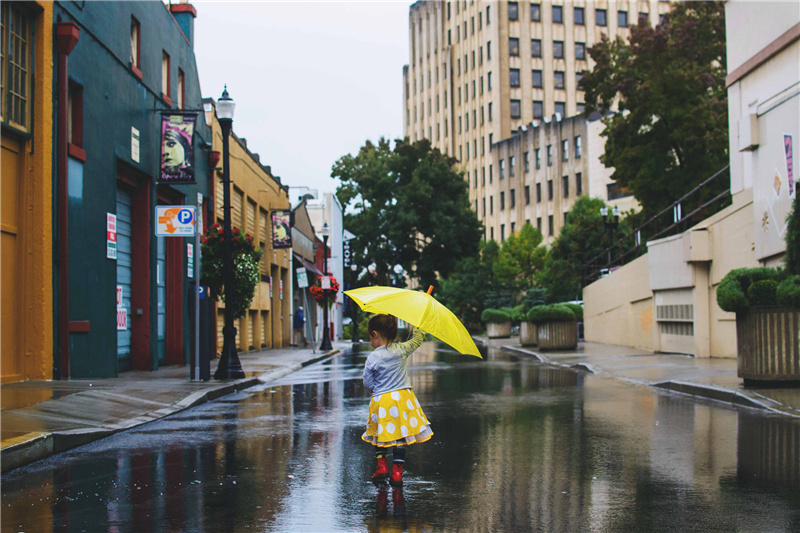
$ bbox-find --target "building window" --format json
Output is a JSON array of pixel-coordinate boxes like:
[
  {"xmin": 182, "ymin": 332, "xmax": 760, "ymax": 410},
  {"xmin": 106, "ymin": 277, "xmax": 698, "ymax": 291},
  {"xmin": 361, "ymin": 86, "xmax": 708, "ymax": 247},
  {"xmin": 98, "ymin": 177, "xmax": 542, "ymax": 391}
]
[
  {"xmin": 490, "ymin": 196, "xmax": 494, "ymax": 215},
  {"xmin": 531, "ymin": 39, "xmax": 542, "ymax": 58},
  {"xmin": 488, "ymin": 71, "xmax": 493, "ymax": 90},
  {"xmin": 487, "ymin": 41, "xmax": 492, "ymax": 60},
  {"xmin": 577, "ymin": 102, "xmax": 586, "ymax": 114},
  {"xmin": 130, "ymin": 16, "xmax": 142, "ymax": 74},
  {"xmin": 491, "ymin": 227, "xmax": 494, "ymax": 240},
  {"xmin": 483, "ymin": 198, "xmax": 486, "ymax": 216},
  {"xmin": 481, "ymin": 107, "xmax": 485, "ymax": 124},
  {"xmin": 500, "ymin": 159, "xmax": 505, "ymax": 180},
  {"xmin": 489, "ymin": 164, "xmax": 493, "ymax": 183},
  {"xmin": 533, "ymin": 100, "xmax": 544, "ymax": 119},
  {"xmin": 548, "ymin": 214, "xmax": 554, "ymax": 236},
  {"xmin": 524, "ymin": 151, "xmax": 530, "ymax": 172},
  {"xmin": 487, "ymin": 5, "xmax": 491, "ymax": 25},
  {"xmin": 562, "ymin": 139, "xmax": 569, "ymax": 161},
  {"xmin": 552, "ymin": 5, "xmax": 563, "ymax": 23},
  {"xmin": 562, "ymin": 175, "xmax": 570, "ymax": 197},
  {"xmin": 500, "ymin": 224, "xmax": 505, "ymax": 241},
  {"xmin": 547, "ymin": 145, "xmax": 553, "ymax": 166},
  {"xmin": 510, "ymin": 189, "xmax": 516, "ymax": 208},
  {"xmin": 500, "ymin": 191, "xmax": 505, "ymax": 210},
  {"xmin": 509, "ymin": 156, "xmax": 515, "ymax": 177},
  {"xmin": 536, "ymin": 183, "xmax": 542, "ymax": 203},
  {"xmin": 177, "ymin": 69, "xmax": 185, "ymax": 109},
  {"xmin": 596, "ymin": 8, "xmax": 607, "ymax": 26},
  {"xmin": 162, "ymin": 51, "xmax": 171, "ymax": 104},
  {"xmin": 474, "ymin": 170, "xmax": 478, "ymax": 188},
  {"xmin": 618, "ymin": 11, "xmax": 628, "ymax": 28},
  {"xmin": 607, "ymin": 182, "xmax": 633, "ymax": 200},
  {"xmin": 531, "ymin": 3, "xmax": 541, "ymax": 21},
  {"xmin": 574, "ymin": 6, "xmax": 585, "ymax": 25},
  {"xmin": 510, "ymin": 99, "xmax": 521, "ymax": 119},
  {"xmin": 508, "ymin": 2, "xmax": 518, "ymax": 20},
  {"xmin": 2, "ymin": 3, "xmax": 33, "ymax": 132},
  {"xmin": 548, "ymin": 179, "xmax": 554, "ymax": 200},
  {"xmin": 525, "ymin": 185, "xmax": 530, "ymax": 205},
  {"xmin": 535, "ymin": 148, "xmax": 541, "ymax": 169},
  {"xmin": 67, "ymin": 81, "xmax": 83, "ymax": 147},
  {"xmin": 576, "ymin": 42, "xmax": 586, "ymax": 60},
  {"xmin": 532, "ymin": 69, "xmax": 543, "ymax": 88},
  {"xmin": 555, "ymin": 102, "xmax": 566, "ymax": 118},
  {"xmin": 510, "ymin": 68, "xmax": 520, "ymax": 87},
  {"xmin": 576, "ymin": 172, "xmax": 583, "ymax": 195},
  {"xmin": 564, "ymin": 212, "xmax": 569, "ymax": 225},
  {"xmin": 488, "ymin": 102, "xmax": 493, "ymax": 121},
  {"xmin": 553, "ymin": 40, "xmax": 564, "ymax": 59},
  {"xmin": 554, "ymin": 71, "xmax": 565, "ymax": 90},
  {"xmin": 639, "ymin": 12, "xmax": 649, "ymax": 25},
  {"xmin": 509, "ymin": 37, "xmax": 520, "ymax": 56},
  {"xmin": 447, "ymin": 2, "xmax": 451, "ymax": 19},
  {"xmin": 511, "ymin": 222, "xmax": 516, "ymax": 234},
  {"xmin": 575, "ymin": 135, "xmax": 582, "ymax": 158},
  {"xmin": 537, "ymin": 217, "xmax": 542, "ymax": 232}
]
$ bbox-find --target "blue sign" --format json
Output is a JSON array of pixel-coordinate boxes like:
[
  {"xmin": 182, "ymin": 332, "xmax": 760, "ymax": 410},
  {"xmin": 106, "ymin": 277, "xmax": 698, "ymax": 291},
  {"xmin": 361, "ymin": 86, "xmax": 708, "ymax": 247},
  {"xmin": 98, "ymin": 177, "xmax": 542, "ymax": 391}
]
[{"xmin": 177, "ymin": 208, "xmax": 194, "ymax": 225}]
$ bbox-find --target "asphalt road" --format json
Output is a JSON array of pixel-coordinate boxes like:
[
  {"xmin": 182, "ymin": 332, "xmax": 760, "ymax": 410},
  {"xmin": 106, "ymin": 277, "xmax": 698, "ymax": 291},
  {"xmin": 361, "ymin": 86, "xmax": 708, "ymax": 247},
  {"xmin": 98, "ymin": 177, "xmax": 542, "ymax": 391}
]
[{"xmin": 2, "ymin": 343, "xmax": 799, "ymax": 532}]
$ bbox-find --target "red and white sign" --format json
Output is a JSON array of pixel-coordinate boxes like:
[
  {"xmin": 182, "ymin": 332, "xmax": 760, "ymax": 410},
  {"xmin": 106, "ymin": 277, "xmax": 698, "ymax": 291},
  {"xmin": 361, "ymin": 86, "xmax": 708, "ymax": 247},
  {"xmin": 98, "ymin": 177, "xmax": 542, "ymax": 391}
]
[
  {"xmin": 117, "ymin": 308, "xmax": 128, "ymax": 330},
  {"xmin": 116, "ymin": 286, "xmax": 123, "ymax": 308},
  {"xmin": 279, "ymin": 279, "xmax": 283, "ymax": 300},
  {"xmin": 107, "ymin": 213, "xmax": 118, "ymax": 260}
]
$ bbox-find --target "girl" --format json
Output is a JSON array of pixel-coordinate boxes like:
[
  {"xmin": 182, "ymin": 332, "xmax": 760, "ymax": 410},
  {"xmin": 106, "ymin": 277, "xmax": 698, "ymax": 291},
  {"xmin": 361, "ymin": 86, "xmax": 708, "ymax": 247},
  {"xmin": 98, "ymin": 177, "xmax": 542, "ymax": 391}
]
[{"xmin": 362, "ymin": 314, "xmax": 433, "ymax": 487}]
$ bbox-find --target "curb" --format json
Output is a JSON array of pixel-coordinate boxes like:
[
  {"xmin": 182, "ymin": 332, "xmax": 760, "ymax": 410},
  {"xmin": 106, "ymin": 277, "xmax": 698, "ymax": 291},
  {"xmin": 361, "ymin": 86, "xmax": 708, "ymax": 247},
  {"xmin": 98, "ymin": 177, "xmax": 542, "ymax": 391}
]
[
  {"xmin": 652, "ymin": 380, "xmax": 771, "ymax": 411},
  {"xmin": 1, "ymin": 350, "xmax": 339, "ymax": 473},
  {"xmin": 500, "ymin": 345, "xmax": 548, "ymax": 363}
]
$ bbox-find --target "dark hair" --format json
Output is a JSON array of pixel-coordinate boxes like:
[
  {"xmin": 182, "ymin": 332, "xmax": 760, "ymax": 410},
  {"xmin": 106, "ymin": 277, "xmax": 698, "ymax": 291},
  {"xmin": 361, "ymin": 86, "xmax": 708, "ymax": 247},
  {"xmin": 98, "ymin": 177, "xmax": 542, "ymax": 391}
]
[{"xmin": 368, "ymin": 314, "xmax": 398, "ymax": 342}]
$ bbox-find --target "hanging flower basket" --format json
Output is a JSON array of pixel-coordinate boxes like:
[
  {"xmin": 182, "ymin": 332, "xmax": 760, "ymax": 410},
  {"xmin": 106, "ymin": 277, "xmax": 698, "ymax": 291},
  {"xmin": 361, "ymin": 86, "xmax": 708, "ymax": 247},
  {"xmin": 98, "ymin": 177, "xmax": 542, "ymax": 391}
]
[{"xmin": 310, "ymin": 275, "xmax": 340, "ymax": 304}]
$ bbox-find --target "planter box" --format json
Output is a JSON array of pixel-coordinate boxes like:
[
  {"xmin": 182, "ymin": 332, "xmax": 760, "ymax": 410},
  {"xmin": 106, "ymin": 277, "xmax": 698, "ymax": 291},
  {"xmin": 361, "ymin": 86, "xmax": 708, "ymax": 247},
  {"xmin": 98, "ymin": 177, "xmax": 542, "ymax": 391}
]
[
  {"xmin": 487, "ymin": 321, "xmax": 511, "ymax": 339},
  {"xmin": 520, "ymin": 321, "xmax": 538, "ymax": 346},
  {"xmin": 737, "ymin": 307, "xmax": 800, "ymax": 383},
  {"xmin": 536, "ymin": 321, "xmax": 578, "ymax": 350}
]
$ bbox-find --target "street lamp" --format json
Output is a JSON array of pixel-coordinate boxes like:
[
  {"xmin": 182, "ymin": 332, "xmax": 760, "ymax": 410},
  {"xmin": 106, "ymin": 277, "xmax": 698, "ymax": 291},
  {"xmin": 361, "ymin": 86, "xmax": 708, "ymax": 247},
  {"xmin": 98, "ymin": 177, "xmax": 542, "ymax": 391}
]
[
  {"xmin": 319, "ymin": 222, "xmax": 333, "ymax": 352},
  {"xmin": 600, "ymin": 205, "xmax": 620, "ymax": 265},
  {"xmin": 350, "ymin": 263, "xmax": 359, "ymax": 342},
  {"xmin": 214, "ymin": 86, "xmax": 245, "ymax": 380}
]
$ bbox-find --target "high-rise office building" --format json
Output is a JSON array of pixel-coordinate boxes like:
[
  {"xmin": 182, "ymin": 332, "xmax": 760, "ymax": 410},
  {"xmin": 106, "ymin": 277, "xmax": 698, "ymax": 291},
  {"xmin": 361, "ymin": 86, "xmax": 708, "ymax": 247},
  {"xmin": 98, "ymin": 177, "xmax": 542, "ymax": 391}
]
[{"xmin": 403, "ymin": 0, "xmax": 672, "ymax": 242}]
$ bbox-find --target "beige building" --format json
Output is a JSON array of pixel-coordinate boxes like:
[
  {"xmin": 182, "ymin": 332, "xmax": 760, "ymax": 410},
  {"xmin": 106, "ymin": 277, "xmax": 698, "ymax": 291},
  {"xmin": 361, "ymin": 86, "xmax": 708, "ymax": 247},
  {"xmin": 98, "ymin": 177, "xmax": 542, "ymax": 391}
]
[
  {"xmin": 403, "ymin": 0, "xmax": 670, "ymax": 240},
  {"xmin": 583, "ymin": 0, "xmax": 798, "ymax": 358}
]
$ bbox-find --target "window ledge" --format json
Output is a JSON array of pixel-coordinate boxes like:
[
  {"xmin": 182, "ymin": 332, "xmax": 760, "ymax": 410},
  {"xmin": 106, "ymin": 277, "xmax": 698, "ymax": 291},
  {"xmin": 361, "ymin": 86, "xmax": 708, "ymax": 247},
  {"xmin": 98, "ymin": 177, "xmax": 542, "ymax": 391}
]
[
  {"xmin": 162, "ymin": 94, "xmax": 173, "ymax": 107},
  {"xmin": 68, "ymin": 143, "xmax": 86, "ymax": 162},
  {"xmin": 131, "ymin": 64, "xmax": 143, "ymax": 80}
]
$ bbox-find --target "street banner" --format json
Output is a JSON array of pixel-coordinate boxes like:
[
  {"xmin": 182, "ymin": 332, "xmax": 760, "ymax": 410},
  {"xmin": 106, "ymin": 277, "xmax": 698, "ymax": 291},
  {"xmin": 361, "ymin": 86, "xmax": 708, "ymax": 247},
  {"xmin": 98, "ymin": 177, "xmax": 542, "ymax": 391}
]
[
  {"xmin": 343, "ymin": 240, "xmax": 351, "ymax": 268},
  {"xmin": 785, "ymin": 133, "xmax": 794, "ymax": 198},
  {"xmin": 272, "ymin": 210, "xmax": 292, "ymax": 249},
  {"xmin": 159, "ymin": 113, "xmax": 196, "ymax": 184}
]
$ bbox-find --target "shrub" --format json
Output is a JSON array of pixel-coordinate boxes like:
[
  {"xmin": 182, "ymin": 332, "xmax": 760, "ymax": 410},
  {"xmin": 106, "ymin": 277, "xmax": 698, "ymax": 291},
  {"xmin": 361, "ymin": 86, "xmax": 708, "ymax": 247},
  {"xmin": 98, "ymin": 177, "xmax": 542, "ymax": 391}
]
[
  {"xmin": 785, "ymin": 196, "xmax": 799, "ymax": 275},
  {"xmin": 201, "ymin": 225, "xmax": 263, "ymax": 319},
  {"xmin": 716, "ymin": 267, "xmax": 783, "ymax": 313},
  {"xmin": 777, "ymin": 275, "xmax": 800, "ymax": 308},
  {"xmin": 526, "ymin": 304, "xmax": 576, "ymax": 323},
  {"xmin": 747, "ymin": 280, "xmax": 778, "ymax": 306},
  {"xmin": 562, "ymin": 302, "xmax": 584, "ymax": 320},
  {"xmin": 510, "ymin": 304, "xmax": 528, "ymax": 323},
  {"xmin": 481, "ymin": 308, "xmax": 512, "ymax": 323}
]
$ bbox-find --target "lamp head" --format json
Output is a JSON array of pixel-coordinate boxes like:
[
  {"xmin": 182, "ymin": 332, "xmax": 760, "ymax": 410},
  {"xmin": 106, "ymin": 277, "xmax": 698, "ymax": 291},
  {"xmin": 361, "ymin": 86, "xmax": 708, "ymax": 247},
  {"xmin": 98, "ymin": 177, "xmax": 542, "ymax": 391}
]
[
  {"xmin": 217, "ymin": 85, "xmax": 235, "ymax": 121},
  {"xmin": 320, "ymin": 222, "xmax": 330, "ymax": 238},
  {"xmin": 600, "ymin": 206, "xmax": 608, "ymax": 217},
  {"xmin": 612, "ymin": 206, "xmax": 620, "ymax": 217}
]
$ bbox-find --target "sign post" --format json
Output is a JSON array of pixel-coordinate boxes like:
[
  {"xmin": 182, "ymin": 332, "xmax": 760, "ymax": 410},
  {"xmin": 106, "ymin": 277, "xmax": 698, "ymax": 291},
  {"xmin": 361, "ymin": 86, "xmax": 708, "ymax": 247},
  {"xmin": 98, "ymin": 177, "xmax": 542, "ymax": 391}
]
[{"xmin": 193, "ymin": 194, "xmax": 203, "ymax": 381}]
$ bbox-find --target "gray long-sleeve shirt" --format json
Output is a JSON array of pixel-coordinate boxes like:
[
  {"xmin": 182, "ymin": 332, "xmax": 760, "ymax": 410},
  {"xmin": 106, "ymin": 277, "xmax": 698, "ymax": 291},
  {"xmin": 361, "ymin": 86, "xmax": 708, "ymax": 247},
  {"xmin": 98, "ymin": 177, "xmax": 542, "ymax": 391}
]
[{"xmin": 363, "ymin": 328, "xmax": 424, "ymax": 396}]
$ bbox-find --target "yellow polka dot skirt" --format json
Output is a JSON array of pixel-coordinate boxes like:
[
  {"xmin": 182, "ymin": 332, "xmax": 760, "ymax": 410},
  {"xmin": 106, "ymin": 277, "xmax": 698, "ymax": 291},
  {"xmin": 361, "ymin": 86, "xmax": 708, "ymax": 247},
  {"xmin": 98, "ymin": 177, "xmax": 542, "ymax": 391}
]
[{"xmin": 362, "ymin": 388, "xmax": 433, "ymax": 448}]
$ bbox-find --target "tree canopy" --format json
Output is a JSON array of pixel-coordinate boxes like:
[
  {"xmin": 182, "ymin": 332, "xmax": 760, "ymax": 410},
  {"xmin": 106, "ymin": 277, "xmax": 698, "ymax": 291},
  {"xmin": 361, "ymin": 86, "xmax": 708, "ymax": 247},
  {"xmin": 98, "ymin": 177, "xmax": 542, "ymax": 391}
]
[
  {"xmin": 333, "ymin": 138, "xmax": 483, "ymax": 289},
  {"xmin": 580, "ymin": 2, "xmax": 728, "ymax": 220}
]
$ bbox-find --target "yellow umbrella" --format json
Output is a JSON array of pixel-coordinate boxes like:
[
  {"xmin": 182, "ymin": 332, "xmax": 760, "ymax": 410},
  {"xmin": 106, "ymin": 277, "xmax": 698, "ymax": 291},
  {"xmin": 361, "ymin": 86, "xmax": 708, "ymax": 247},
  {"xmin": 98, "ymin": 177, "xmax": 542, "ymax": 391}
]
[{"xmin": 345, "ymin": 285, "xmax": 482, "ymax": 358}]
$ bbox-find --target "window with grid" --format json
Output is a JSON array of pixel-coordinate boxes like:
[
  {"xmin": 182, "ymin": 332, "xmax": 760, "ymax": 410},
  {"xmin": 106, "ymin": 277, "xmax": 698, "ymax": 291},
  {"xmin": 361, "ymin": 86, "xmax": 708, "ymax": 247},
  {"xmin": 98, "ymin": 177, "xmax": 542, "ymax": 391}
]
[
  {"xmin": 533, "ymin": 100, "xmax": 543, "ymax": 119},
  {"xmin": 510, "ymin": 99, "xmax": 521, "ymax": 119},
  {"xmin": 596, "ymin": 8, "xmax": 607, "ymax": 26},
  {"xmin": 552, "ymin": 5, "xmax": 563, "ymax": 23},
  {"xmin": 553, "ymin": 40, "xmax": 564, "ymax": 59},
  {"xmin": 531, "ymin": 3, "xmax": 541, "ymax": 21},
  {"xmin": 532, "ymin": 69, "xmax": 542, "ymax": 88},
  {"xmin": 574, "ymin": 6, "xmax": 584, "ymax": 25},
  {"xmin": 531, "ymin": 38, "xmax": 541, "ymax": 57},
  {"xmin": 1, "ymin": 3, "xmax": 33, "ymax": 132},
  {"xmin": 509, "ymin": 37, "xmax": 519, "ymax": 56},
  {"xmin": 618, "ymin": 11, "xmax": 628, "ymax": 27},
  {"xmin": 555, "ymin": 101, "xmax": 566, "ymax": 118},
  {"xmin": 510, "ymin": 68, "xmax": 520, "ymax": 87},
  {"xmin": 554, "ymin": 71, "xmax": 565, "ymax": 89},
  {"xmin": 576, "ymin": 42, "xmax": 586, "ymax": 60},
  {"xmin": 508, "ymin": 2, "xmax": 518, "ymax": 20}
]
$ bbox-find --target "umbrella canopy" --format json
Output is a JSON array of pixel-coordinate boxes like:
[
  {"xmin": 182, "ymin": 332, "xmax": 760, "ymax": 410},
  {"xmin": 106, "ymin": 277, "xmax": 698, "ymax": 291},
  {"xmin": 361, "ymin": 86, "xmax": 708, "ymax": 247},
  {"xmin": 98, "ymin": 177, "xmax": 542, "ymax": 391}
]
[{"xmin": 345, "ymin": 286, "xmax": 482, "ymax": 358}]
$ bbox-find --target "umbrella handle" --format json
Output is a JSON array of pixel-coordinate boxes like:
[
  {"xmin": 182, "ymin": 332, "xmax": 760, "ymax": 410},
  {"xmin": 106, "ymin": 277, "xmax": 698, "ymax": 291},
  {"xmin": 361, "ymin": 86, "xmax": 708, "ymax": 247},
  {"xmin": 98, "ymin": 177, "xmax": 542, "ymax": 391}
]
[{"xmin": 427, "ymin": 286, "xmax": 433, "ymax": 295}]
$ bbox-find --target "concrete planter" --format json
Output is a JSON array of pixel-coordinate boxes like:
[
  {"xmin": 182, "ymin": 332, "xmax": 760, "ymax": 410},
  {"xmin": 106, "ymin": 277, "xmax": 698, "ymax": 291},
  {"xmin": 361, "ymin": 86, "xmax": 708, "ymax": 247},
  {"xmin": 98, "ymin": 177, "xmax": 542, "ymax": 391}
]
[
  {"xmin": 736, "ymin": 307, "xmax": 799, "ymax": 383},
  {"xmin": 486, "ymin": 321, "xmax": 511, "ymax": 339},
  {"xmin": 520, "ymin": 321, "xmax": 538, "ymax": 346},
  {"xmin": 536, "ymin": 321, "xmax": 578, "ymax": 350}
]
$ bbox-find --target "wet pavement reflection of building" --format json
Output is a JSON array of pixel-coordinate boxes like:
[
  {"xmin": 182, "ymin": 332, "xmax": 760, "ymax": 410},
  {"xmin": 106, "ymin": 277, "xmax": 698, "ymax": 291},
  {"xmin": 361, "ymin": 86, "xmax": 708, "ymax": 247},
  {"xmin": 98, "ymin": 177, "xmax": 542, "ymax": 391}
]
[{"xmin": 2, "ymin": 343, "xmax": 799, "ymax": 532}]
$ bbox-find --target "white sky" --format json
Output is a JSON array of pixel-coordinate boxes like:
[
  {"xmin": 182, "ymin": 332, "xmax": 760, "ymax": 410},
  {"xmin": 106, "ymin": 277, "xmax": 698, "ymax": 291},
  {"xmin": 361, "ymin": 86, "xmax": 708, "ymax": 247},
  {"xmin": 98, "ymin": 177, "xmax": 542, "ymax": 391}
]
[{"xmin": 193, "ymin": 1, "xmax": 412, "ymax": 200}]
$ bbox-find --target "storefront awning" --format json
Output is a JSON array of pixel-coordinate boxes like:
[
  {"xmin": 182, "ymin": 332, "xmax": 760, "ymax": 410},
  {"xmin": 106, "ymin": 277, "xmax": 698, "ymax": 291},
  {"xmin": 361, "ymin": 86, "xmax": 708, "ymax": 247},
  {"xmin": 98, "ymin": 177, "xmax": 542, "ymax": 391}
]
[{"xmin": 293, "ymin": 252, "xmax": 323, "ymax": 276}]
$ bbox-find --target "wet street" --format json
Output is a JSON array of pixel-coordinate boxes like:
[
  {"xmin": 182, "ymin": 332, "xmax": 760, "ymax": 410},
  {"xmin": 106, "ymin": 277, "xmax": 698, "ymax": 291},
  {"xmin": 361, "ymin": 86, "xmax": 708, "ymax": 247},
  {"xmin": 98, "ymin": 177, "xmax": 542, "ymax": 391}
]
[{"xmin": 3, "ymin": 343, "xmax": 800, "ymax": 532}]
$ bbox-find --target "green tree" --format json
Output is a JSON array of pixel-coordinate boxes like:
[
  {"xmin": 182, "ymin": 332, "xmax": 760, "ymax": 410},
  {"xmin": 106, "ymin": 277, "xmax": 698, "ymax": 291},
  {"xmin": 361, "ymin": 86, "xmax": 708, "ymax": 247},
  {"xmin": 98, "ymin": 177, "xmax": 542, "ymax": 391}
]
[
  {"xmin": 786, "ymin": 196, "xmax": 799, "ymax": 275},
  {"xmin": 580, "ymin": 2, "xmax": 728, "ymax": 220},
  {"xmin": 333, "ymin": 138, "xmax": 483, "ymax": 289},
  {"xmin": 493, "ymin": 223, "xmax": 547, "ymax": 295}
]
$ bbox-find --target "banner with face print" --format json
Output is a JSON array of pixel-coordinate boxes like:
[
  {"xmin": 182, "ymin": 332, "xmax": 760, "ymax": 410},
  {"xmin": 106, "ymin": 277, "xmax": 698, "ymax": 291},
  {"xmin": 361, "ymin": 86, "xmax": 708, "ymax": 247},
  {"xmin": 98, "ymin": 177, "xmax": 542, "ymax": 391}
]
[
  {"xmin": 159, "ymin": 113, "xmax": 196, "ymax": 184},
  {"xmin": 272, "ymin": 210, "xmax": 292, "ymax": 249}
]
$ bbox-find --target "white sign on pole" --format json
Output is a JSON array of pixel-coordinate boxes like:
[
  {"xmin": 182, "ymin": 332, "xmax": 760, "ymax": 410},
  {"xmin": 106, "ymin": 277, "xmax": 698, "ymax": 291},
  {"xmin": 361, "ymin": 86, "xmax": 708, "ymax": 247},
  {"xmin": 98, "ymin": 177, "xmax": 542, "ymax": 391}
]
[
  {"xmin": 297, "ymin": 267, "xmax": 309, "ymax": 288},
  {"xmin": 156, "ymin": 206, "xmax": 196, "ymax": 236},
  {"xmin": 187, "ymin": 243, "xmax": 194, "ymax": 278},
  {"xmin": 321, "ymin": 276, "xmax": 331, "ymax": 290},
  {"xmin": 107, "ymin": 213, "xmax": 117, "ymax": 259}
]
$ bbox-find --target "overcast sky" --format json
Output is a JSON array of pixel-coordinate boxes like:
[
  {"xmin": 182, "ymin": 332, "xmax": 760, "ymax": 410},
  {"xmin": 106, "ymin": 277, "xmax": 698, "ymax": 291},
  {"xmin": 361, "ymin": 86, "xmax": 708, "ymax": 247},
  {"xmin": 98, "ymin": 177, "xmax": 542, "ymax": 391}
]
[{"xmin": 193, "ymin": 1, "xmax": 412, "ymax": 201}]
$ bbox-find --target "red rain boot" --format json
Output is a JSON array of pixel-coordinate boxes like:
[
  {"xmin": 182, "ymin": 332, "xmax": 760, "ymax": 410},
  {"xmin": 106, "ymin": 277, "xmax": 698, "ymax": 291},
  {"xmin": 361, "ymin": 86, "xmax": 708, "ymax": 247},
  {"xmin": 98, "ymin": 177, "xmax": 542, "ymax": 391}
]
[
  {"xmin": 389, "ymin": 462, "xmax": 404, "ymax": 487},
  {"xmin": 372, "ymin": 455, "xmax": 389, "ymax": 480}
]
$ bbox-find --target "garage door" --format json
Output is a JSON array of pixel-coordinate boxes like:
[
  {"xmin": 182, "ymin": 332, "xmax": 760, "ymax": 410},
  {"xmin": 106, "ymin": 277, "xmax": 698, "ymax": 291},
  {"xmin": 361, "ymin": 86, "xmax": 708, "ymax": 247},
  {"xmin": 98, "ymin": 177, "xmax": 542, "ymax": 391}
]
[{"xmin": 116, "ymin": 187, "xmax": 133, "ymax": 370}]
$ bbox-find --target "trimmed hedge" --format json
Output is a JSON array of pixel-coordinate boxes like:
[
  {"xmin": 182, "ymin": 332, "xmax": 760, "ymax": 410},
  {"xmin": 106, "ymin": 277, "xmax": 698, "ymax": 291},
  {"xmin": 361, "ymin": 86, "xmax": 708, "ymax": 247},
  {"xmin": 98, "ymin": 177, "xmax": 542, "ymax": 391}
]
[
  {"xmin": 747, "ymin": 280, "xmax": 778, "ymax": 306},
  {"xmin": 526, "ymin": 304, "xmax": 577, "ymax": 323},
  {"xmin": 511, "ymin": 305, "xmax": 528, "ymax": 323},
  {"xmin": 777, "ymin": 275, "xmax": 800, "ymax": 308},
  {"xmin": 562, "ymin": 302, "xmax": 583, "ymax": 321},
  {"xmin": 481, "ymin": 308, "xmax": 512, "ymax": 324},
  {"xmin": 716, "ymin": 267, "xmax": 784, "ymax": 313}
]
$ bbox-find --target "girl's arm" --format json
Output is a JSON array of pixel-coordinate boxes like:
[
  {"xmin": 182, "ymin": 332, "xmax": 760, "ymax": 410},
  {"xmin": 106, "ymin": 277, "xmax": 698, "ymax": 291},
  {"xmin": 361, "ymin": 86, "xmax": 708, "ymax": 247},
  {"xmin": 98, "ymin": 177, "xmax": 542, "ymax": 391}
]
[
  {"xmin": 363, "ymin": 358, "xmax": 376, "ymax": 391},
  {"xmin": 392, "ymin": 327, "xmax": 425, "ymax": 356}
]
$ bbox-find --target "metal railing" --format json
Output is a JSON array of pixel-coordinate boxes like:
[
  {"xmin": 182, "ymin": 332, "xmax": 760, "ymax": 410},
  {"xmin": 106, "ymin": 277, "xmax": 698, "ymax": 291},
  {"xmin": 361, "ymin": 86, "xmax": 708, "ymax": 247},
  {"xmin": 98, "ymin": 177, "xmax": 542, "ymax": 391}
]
[{"xmin": 584, "ymin": 165, "xmax": 731, "ymax": 286}]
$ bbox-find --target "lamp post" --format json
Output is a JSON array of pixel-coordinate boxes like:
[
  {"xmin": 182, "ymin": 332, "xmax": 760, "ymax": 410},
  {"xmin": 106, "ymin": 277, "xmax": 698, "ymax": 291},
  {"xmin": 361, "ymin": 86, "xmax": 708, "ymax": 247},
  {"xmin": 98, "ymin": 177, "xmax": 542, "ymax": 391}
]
[
  {"xmin": 319, "ymin": 223, "xmax": 333, "ymax": 352},
  {"xmin": 350, "ymin": 263, "xmax": 359, "ymax": 342},
  {"xmin": 600, "ymin": 205, "xmax": 620, "ymax": 266},
  {"xmin": 214, "ymin": 86, "xmax": 245, "ymax": 380}
]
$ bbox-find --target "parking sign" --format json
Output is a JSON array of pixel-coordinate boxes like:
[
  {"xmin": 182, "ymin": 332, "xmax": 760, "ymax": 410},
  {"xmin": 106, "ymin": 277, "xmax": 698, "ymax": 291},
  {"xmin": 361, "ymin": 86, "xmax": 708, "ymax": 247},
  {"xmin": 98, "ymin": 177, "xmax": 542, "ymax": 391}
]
[{"xmin": 156, "ymin": 206, "xmax": 196, "ymax": 236}]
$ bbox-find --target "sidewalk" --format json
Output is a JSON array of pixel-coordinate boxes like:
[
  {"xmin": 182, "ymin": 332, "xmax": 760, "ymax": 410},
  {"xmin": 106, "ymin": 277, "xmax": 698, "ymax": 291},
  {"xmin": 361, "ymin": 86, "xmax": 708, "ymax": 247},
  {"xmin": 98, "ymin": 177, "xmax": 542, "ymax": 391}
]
[
  {"xmin": 1, "ymin": 340, "xmax": 350, "ymax": 473},
  {"xmin": 476, "ymin": 336, "xmax": 800, "ymax": 419}
]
